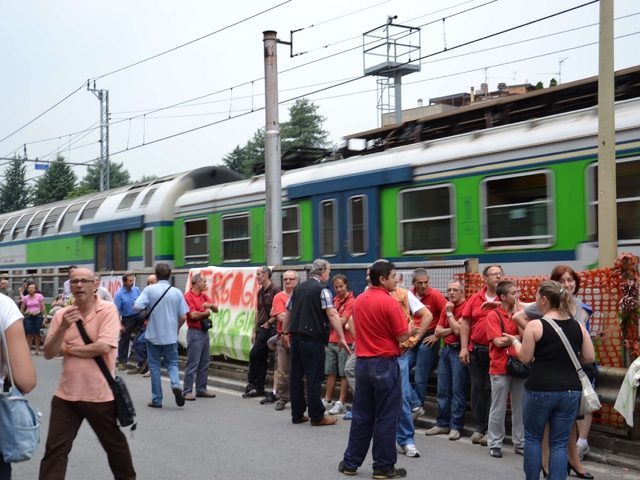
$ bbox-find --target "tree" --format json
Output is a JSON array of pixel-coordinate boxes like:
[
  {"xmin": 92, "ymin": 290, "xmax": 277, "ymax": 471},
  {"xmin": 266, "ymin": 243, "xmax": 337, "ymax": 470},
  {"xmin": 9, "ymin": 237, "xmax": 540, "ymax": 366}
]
[
  {"xmin": 535, "ymin": 81, "xmax": 544, "ymax": 90},
  {"xmin": 31, "ymin": 156, "xmax": 77, "ymax": 206},
  {"xmin": 134, "ymin": 174, "xmax": 159, "ymax": 184},
  {"xmin": 549, "ymin": 78, "xmax": 558, "ymax": 87},
  {"xmin": 79, "ymin": 160, "xmax": 131, "ymax": 192},
  {"xmin": 223, "ymin": 99, "xmax": 330, "ymax": 178},
  {"xmin": 0, "ymin": 157, "xmax": 29, "ymax": 214}
]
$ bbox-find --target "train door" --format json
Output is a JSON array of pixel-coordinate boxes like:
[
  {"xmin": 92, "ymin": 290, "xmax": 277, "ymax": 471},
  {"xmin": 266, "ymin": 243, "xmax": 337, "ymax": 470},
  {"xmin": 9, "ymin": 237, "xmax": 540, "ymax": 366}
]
[{"xmin": 312, "ymin": 186, "xmax": 379, "ymax": 264}]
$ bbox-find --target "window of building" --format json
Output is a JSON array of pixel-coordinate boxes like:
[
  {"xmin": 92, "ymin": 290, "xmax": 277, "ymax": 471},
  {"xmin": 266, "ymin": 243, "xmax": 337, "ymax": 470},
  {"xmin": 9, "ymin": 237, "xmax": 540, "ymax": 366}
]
[
  {"xmin": 319, "ymin": 199, "xmax": 337, "ymax": 257},
  {"xmin": 144, "ymin": 228, "xmax": 154, "ymax": 268},
  {"xmin": 96, "ymin": 232, "xmax": 127, "ymax": 271},
  {"xmin": 221, "ymin": 213, "xmax": 250, "ymax": 262},
  {"xmin": 588, "ymin": 158, "xmax": 640, "ymax": 242},
  {"xmin": 348, "ymin": 195, "xmax": 368, "ymax": 256},
  {"xmin": 59, "ymin": 203, "xmax": 83, "ymax": 233},
  {"xmin": 184, "ymin": 219, "xmax": 209, "ymax": 264},
  {"xmin": 399, "ymin": 185, "xmax": 455, "ymax": 253},
  {"xmin": 79, "ymin": 198, "xmax": 106, "ymax": 220},
  {"xmin": 0, "ymin": 217, "xmax": 19, "ymax": 242},
  {"xmin": 26, "ymin": 210, "xmax": 48, "ymax": 238},
  {"xmin": 41, "ymin": 206, "xmax": 66, "ymax": 236},
  {"xmin": 481, "ymin": 170, "xmax": 554, "ymax": 249}
]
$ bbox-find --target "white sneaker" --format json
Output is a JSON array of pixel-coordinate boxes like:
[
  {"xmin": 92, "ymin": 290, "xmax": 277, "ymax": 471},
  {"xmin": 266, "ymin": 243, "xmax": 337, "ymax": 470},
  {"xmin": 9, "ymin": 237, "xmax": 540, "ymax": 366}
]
[
  {"xmin": 322, "ymin": 398, "xmax": 334, "ymax": 410},
  {"xmin": 449, "ymin": 429, "xmax": 461, "ymax": 441},
  {"xmin": 399, "ymin": 444, "xmax": 420, "ymax": 458},
  {"xmin": 328, "ymin": 401, "xmax": 347, "ymax": 415},
  {"xmin": 577, "ymin": 442, "xmax": 590, "ymax": 461},
  {"xmin": 411, "ymin": 407, "xmax": 425, "ymax": 421},
  {"xmin": 425, "ymin": 425, "xmax": 450, "ymax": 436}
]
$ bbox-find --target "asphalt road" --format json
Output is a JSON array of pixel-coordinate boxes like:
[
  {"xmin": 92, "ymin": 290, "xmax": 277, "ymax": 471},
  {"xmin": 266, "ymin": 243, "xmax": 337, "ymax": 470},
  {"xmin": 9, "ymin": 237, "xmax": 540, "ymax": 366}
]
[{"xmin": 11, "ymin": 356, "xmax": 640, "ymax": 480}]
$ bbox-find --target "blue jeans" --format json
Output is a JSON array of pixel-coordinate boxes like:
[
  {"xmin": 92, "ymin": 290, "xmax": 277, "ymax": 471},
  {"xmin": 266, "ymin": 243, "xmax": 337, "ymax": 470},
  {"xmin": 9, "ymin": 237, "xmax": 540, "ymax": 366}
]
[
  {"xmin": 132, "ymin": 328, "xmax": 147, "ymax": 365},
  {"xmin": 413, "ymin": 341, "xmax": 440, "ymax": 407},
  {"xmin": 396, "ymin": 354, "xmax": 416, "ymax": 447},
  {"xmin": 147, "ymin": 342, "xmax": 181, "ymax": 406},
  {"xmin": 523, "ymin": 388, "xmax": 581, "ymax": 480},
  {"xmin": 435, "ymin": 346, "xmax": 468, "ymax": 431},
  {"xmin": 183, "ymin": 329, "xmax": 211, "ymax": 395},
  {"xmin": 343, "ymin": 357, "xmax": 402, "ymax": 472}
]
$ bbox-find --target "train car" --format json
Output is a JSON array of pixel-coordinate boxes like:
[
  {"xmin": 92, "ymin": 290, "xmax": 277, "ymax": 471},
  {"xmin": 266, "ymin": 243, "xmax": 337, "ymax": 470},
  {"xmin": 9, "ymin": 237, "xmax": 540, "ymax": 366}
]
[
  {"xmin": 0, "ymin": 166, "xmax": 242, "ymax": 298},
  {"xmin": 174, "ymin": 96, "xmax": 640, "ymax": 276}
]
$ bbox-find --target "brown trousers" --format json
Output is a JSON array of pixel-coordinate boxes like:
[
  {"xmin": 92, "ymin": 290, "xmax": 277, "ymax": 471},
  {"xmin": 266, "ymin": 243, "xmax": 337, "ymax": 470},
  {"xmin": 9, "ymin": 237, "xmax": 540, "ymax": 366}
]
[
  {"xmin": 276, "ymin": 338, "xmax": 290, "ymax": 403},
  {"xmin": 39, "ymin": 396, "xmax": 136, "ymax": 480}
]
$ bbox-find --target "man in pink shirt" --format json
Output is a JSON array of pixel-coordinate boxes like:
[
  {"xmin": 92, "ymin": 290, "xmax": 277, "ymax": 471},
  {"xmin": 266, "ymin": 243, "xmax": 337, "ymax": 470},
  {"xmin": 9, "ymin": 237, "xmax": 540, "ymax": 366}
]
[{"xmin": 39, "ymin": 268, "xmax": 136, "ymax": 480}]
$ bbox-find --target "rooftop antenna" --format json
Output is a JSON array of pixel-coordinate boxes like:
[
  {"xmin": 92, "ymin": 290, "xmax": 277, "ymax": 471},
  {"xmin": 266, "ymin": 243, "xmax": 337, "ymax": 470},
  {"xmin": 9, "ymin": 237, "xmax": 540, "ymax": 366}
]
[{"xmin": 538, "ymin": 57, "xmax": 569, "ymax": 85}]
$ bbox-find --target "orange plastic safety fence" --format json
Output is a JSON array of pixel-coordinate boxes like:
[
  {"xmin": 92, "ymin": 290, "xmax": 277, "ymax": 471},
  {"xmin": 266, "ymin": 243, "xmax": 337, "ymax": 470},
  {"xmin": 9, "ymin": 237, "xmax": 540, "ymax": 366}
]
[{"xmin": 455, "ymin": 266, "xmax": 624, "ymax": 428}]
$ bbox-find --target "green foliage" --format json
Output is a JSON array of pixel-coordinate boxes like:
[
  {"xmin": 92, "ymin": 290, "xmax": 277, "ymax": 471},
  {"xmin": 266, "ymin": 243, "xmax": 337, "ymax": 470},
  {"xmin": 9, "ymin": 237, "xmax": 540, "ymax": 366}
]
[
  {"xmin": 223, "ymin": 99, "xmax": 329, "ymax": 178},
  {"xmin": 535, "ymin": 81, "xmax": 544, "ymax": 90},
  {"xmin": 80, "ymin": 160, "xmax": 131, "ymax": 192},
  {"xmin": 134, "ymin": 174, "xmax": 159, "ymax": 184},
  {"xmin": 0, "ymin": 157, "xmax": 29, "ymax": 214},
  {"xmin": 31, "ymin": 156, "xmax": 77, "ymax": 206},
  {"xmin": 64, "ymin": 184, "xmax": 95, "ymax": 199},
  {"xmin": 549, "ymin": 78, "xmax": 558, "ymax": 87}
]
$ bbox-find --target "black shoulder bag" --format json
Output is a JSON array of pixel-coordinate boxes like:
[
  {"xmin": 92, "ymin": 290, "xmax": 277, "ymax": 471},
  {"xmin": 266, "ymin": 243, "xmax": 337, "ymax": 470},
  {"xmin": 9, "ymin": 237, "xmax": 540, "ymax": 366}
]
[
  {"xmin": 143, "ymin": 286, "xmax": 173, "ymax": 323},
  {"xmin": 75, "ymin": 320, "xmax": 137, "ymax": 431},
  {"xmin": 497, "ymin": 311, "xmax": 531, "ymax": 379}
]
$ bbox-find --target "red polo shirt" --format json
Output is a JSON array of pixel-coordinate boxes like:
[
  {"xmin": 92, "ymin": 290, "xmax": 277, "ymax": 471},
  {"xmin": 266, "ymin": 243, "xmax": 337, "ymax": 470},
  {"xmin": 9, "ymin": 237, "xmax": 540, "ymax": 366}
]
[
  {"xmin": 329, "ymin": 292, "xmax": 354, "ymax": 344},
  {"xmin": 436, "ymin": 300, "xmax": 468, "ymax": 345},
  {"xmin": 184, "ymin": 289, "xmax": 213, "ymax": 329},
  {"xmin": 486, "ymin": 306, "xmax": 520, "ymax": 375},
  {"xmin": 412, "ymin": 287, "xmax": 447, "ymax": 330},
  {"xmin": 353, "ymin": 287, "xmax": 408, "ymax": 358},
  {"xmin": 271, "ymin": 291, "xmax": 290, "ymax": 334},
  {"xmin": 461, "ymin": 287, "xmax": 497, "ymax": 350}
]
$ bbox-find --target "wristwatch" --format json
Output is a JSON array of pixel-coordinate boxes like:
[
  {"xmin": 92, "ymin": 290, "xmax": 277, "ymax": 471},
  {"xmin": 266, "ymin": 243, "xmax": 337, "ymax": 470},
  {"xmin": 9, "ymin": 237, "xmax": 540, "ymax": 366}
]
[{"xmin": 446, "ymin": 312, "xmax": 454, "ymax": 318}]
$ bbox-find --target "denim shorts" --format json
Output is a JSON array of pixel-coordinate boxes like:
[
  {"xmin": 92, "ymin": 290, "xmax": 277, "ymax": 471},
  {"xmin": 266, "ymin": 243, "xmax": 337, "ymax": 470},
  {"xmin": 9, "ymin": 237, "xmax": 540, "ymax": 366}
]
[{"xmin": 325, "ymin": 342, "xmax": 351, "ymax": 376}]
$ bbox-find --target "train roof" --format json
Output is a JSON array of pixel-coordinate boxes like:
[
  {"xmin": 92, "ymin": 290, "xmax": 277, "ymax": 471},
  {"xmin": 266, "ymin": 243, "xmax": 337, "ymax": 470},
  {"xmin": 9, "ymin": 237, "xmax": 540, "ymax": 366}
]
[
  {"xmin": 175, "ymin": 96, "xmax": 640, "ymax": 215},
  {"xmin": 0, "ymin": 166, "xmax": 242, "ymax": 242}
]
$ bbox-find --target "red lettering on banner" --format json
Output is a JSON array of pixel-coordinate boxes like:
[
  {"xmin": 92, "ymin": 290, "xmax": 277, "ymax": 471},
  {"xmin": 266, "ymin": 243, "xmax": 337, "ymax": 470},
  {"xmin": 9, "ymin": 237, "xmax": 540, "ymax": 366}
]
[
  {"xmin": 220, "ymin": 273, "xmax": 233, "ymax": 304},
  {"xmin": 242, "ymin": 273, "xmax": 258, "ymax": 309},
  {"xmin": 230, "ymin": 272, "xmax": 243, "ymax": 307}
]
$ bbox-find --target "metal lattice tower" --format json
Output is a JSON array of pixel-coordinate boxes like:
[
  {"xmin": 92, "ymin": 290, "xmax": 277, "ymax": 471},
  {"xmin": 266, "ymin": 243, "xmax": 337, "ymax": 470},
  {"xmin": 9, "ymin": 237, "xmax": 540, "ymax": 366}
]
[
  {"xmin": 363, "ymin": 17, "xmax": 421, "ymax": 126},
  {"xmin": 87, "ymin": 82, "xmax": 110, "ymax": 191}
]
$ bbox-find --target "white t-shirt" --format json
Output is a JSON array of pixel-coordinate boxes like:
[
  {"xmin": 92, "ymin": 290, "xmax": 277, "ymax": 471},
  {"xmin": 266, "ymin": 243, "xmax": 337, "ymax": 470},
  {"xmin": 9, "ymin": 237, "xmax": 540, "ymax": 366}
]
[
  {"xmin": 407, "ymin": 291, "xmax": 424, "ymax": 316},
  {"xmin": 0, "ymin": 294, "xmax": 25, "ymax": 389}
]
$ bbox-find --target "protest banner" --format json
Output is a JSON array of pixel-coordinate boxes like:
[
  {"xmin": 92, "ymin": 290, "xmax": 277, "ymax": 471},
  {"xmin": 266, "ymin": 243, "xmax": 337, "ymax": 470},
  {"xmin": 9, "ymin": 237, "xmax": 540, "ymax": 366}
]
[
  {"xmin": 100, "ymin": 275, "xmax": 123, "ymax": 299},
  {"xmin": 180, "ymin": 266, "xmax": 259, "ymax": 361}
]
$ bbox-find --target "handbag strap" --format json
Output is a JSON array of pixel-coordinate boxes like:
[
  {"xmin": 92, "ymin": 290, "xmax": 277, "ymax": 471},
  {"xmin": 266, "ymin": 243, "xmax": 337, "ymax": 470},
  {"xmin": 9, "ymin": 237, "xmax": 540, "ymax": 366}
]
[
  {"xmin": 74, "ymin": 320, "xmax": 117, "ymax": 388},
  {"xmin": 144, "ymin": 286, "xmax": 173, "ymax": 320},
  {"xmin": 540, "ymin": 316, "xmax": 584, "ymax": 375},
  {"xmin": 496, "ymin": 310, "xmax": 513, "ymax": 355},
  {"xmin": 0, "ymin": 316, "xmax": 16, "ymax": 390}
]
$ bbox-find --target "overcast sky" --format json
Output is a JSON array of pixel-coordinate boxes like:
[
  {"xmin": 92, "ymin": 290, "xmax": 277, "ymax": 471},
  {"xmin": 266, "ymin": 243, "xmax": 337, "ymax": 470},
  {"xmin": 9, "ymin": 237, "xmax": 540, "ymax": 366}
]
[{"xmin": 0, "ymin": 0, "xmax": 638, "ymax": 184}]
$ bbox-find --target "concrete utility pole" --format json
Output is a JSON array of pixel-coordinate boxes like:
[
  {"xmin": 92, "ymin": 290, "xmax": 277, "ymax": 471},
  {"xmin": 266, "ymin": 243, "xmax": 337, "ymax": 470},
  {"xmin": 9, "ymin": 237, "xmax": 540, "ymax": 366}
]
[
  {"xmin": 263, "ymin": 31, "xmax": 283, "ymax": 267},
  {"xmin": 598, "ymin": 0, "xmax": 617, "ymax": 267},
  {"xmin": 87, "ymin": 82, "xmax": 110, "ymax": 191}
]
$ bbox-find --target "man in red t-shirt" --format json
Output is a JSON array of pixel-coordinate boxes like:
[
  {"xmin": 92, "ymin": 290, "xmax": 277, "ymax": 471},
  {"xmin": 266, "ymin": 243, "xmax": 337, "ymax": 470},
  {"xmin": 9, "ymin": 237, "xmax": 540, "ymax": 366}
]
[
  {"xmin": 269, "ymin": 270, "xmax": 299, "ymax": 411},
  {"xmin": 460, "ymin": 264, "xmax": 503, "ymax": 445},
  {"xmin": 426, "ymin": 280, "xmax": 468, "ymax": 441},
  {"xmin": 340, "ymin": 261, "xmax": 415, "ymax": 479},
  {"xmin": 486, "ymin": 281, "xmax": 524, "ymax": 458},
  {"xmin": 410, "ymin": 268, "xmax": 448, "ymax": 409},
  {"xmin": 182, "ymin": 274, "xmax": 218, "ymax": 401}
]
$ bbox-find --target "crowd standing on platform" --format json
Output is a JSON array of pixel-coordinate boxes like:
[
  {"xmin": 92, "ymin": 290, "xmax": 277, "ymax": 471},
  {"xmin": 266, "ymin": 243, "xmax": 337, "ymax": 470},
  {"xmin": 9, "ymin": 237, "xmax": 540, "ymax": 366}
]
[{"xmin": 1, "ymin": 257, "xmax": 606, "ymax": 480}]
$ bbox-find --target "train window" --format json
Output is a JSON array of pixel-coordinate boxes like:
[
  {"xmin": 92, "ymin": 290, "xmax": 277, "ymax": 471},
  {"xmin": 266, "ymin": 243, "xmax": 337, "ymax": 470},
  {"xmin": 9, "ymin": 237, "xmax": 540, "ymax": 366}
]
[
  {"xmin": 399, "ymin": 185, "xmax": 455, "ymax": 253},
  {"xmin": 0, "ymin": 217, "xmax": 19, "ymax": 242},
  {"xmin": 282, "ymin": 205, "xmax": 301, "ymax": 260},
  {"xmin": 221, "ymin": 213, "xmax": 250, "ymax": 262},
  {"xmin": 59, "ymin": 203, "xmax": 83, "ymax": 233},
  {"xmin": 117, "ymin": 192, "xmax": 140, "ymax": 211},
  {"xmin": 79, "ymin": 198, "xmax": 106, "ymax": 220},
  {"xmin": 481, "ymin": 170, "xmax": 554, "ymax": 249},
  {"xmin": 139, "ymin": 188, "xmax": 158, "ymax": 208},
  {"xmin": 184, "ymin": 218, "xmax": 210, "ymax": 264},
  {"xmin": 95, "ymin": 232, "xmax": 127, "ymax": 271},
  {"xmin": 41, "ymin": 268, "xmax": 54, "ymax": 298},
  {"xmin": 26, "ymin": 210, "xmax": 48, "ymax": 238},
  {"xmin": 11, "ymin": 270, "xmax": 22, "ymax": 293},
  {"xmin": 348, "ymin": 195, "xmax": 368, "ymax": 256},
  {"xmin": 11, "ymin": 213, "xmax": 34, "ymax": 241},
  {"xmin": 41, "ymin": 207, "xmax": 66, "ymax": 236},
  {"xmin": 144, "ymin": 229, "xmax": 154, "ymax": 268},
  {"xmin": 319, "ymin": 199, "xmax": 338, "ymax": 257},
  {"xmin": 588, "ymin": 158, "xmax": 640, "ymax": 242}
]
